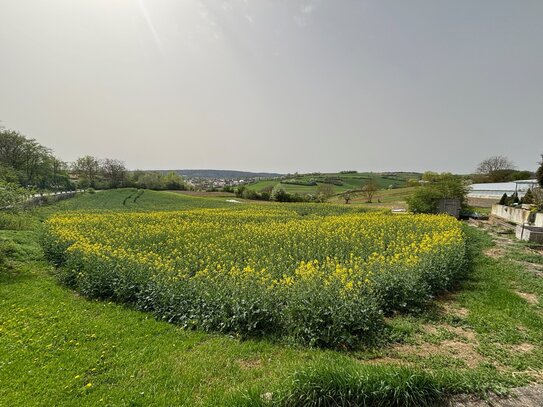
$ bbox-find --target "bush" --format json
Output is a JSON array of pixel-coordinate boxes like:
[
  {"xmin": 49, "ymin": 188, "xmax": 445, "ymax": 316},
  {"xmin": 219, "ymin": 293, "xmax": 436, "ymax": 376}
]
[
  {"xmin": 271, "ymin": 186, "xmax": 290, "ymax": 202},
  {"xmin": 407, "ymin": 174, "xmax": 467, "ymax": 214},
  {"xmin": 0, "ymin": 240, "xmax": 17, "ymax": 270},
  {"xmin": 0, "ymin": 212, "xmax": 32, "ymax": 230},
  {"xmin": 0, "ymin": 181, "xmax": 31, "ymax": 211},
  {"xmin": 521, "ymin": 189, "xmax": 534, "ymax": 204}
]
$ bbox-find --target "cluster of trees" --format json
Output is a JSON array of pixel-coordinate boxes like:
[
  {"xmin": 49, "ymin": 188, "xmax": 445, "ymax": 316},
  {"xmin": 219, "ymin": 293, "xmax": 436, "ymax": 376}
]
[
  {"xmin": 0, "ymin": 129, "xmax": 72, "ymax": 190},
  {"xmin": 235, "ymin": 183, "xmax": 327, "ymax": 203},
  {"xmin": 1, "ymin": 128, "xmax": 189, "ymax": 195},
  {"xmin": 71, "ymin": 155, "xmax": 128, "ymax": 189},
  {"xmin": 234, "ymin": 179, "xmax": 379, "ymax": 204},
  {"xmin": 71, "ymin": 156, "xmax": 187, "ymax": 191},
  {"xmin": 339, "ymin": 181, "xmax": 378, "ymax": 204},
  {"xmin": 130, "ymin": 171, "xmax": 187, "ymax": 191},
  {"xmin": 234, "ymin": 184, "xmax": 309, "ymax": 202},
  {"xmin": 498, "ymin": 190, "xmax": 536, "ymax": 206}
]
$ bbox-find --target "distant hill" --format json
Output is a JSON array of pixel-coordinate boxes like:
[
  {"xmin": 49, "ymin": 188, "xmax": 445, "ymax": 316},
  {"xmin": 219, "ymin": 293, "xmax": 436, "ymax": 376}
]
[{"xmin": 168, "ymin": 169, "xmax": 283, "ymax": 180}]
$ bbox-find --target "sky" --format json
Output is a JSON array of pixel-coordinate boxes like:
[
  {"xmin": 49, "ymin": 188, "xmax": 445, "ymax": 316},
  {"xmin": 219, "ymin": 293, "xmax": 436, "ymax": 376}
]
[{"xmin": 1, "ymin": 0, "xmax": 542, "ymax": 174}]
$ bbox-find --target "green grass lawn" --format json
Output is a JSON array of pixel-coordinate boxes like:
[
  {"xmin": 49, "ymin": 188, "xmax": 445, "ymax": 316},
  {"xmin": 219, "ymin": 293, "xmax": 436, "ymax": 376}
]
[{"xmin": 1, "ymin": 190, "xmax": 543, "ymax": 406}]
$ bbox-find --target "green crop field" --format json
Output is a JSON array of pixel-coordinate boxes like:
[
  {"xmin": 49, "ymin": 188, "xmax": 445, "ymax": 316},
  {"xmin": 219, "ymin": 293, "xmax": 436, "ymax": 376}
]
[
  {"xmin": 1, "ymin": 189, "xmax": 543, "ymax": 406},
  {"xmin": 246, "ymin": 172, "xmax": 420, "ymax": 196}
]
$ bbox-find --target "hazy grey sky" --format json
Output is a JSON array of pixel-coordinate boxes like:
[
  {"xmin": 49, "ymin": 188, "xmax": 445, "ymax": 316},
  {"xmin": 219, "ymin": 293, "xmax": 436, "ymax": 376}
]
[{"xmin": 1, "ymin": 0, "xmax": 542, "ymax": 173}]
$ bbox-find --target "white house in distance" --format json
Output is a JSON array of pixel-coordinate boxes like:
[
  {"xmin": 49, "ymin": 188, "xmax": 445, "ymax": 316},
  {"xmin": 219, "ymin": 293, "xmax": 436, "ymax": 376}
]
[{"xmin": 468, "ymin": 179, "xmax": 539, "ymax": 199}]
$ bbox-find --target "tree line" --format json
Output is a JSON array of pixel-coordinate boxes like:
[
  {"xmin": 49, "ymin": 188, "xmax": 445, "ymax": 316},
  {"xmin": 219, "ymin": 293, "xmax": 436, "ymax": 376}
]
[{"xmin": 0, "ymin": 128, "xmax": 188, "ymax": 192}]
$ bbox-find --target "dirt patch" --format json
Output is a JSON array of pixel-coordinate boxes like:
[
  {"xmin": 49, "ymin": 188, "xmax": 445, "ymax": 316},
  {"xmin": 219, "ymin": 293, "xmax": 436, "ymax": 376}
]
[
  {"xmin": 440, "ymin": 301, "xmax": 469, "ymax": 319},
  {"xmin": 447, "ymin": 384, "xmax": 543, "ymax": 406},
  {"xmin": 516, "ymin": 291, "xmax": 540, "ymax": 305},
  {"xmin": 393, "ymin": 339, "xmax": 483, "ymax": 368},
  {"xmin": 237, "ymin": 358, "xmax": 262, "ymax": 369},
  {"xmin": 447, "ymin": 325, "xmax": 477, "ymax": 341},
  {"xmin": 484, "ymin": 247, "xmax": 506, "ymax": 258},
  {"xmin": 422, "ymin": 324, "xmax": 476, "ymax": 342},
  {"xmin": 509, "ymin": 343, "xmax": 535, "ymax": 353}
]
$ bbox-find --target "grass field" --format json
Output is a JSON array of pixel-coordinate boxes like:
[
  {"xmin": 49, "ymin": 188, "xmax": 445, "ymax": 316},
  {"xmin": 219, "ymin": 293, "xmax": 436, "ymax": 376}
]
[
  {"xmin": 39, "ymin": 188, "xmax": 234, "ymax": 213},
  {"xmin": 1, "ymin": 190, "xmax": 543, "ymax": 406}
]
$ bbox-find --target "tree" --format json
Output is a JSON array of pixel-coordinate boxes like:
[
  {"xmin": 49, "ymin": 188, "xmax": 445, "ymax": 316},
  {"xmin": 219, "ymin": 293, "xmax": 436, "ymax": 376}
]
[
  {"xmin": 361, "ymin": 179, "xmax": 378, "ymax": 203},
  {"xmin": 72, "ymin": 155, "xmax": 100, "ymax": 188},
  {"xmin": 162, "ymin": 171, "xmax": 186, "ymax": 190},
  {"xmin": 0, "ymin": 129, "xmax": 56, "ymax": 187},
  {"xmin": 476, "ymin": 155, "xmax": 515, "ymax": 175},
  {"xmin": 235, "ymin": 185, "xmax": 246, "ymax": 198},
  {"xmin": 136, "ymin": 172, "xmax": 163, "ymax": 190},
  {"xmin": 521, "ymin": 189, "xmax": 534, "ymax": 205},
  {"xmin": 271, "ymin": 185, "xmax": 291, "ymax": 202},
  {"xmin": 536, "ymin": 153, "xmax": 543, "ymax": 188},
  {"xmin": 341, "ymin": 191, "xmax": 354, "ymax": 204},
  {"xmin": 101, "ymin": 158, "xmax": 127, "ymax": 188},
  {"xmin": 315, "ymin": 183, "xmax": 334, "ymax": 203}
]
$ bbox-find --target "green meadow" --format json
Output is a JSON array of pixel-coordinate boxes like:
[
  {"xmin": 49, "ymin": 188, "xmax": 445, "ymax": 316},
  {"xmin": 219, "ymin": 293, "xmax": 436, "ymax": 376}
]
[{"xmin": 1, "ymin": 190, "xmax": 542, "ymax": 406}]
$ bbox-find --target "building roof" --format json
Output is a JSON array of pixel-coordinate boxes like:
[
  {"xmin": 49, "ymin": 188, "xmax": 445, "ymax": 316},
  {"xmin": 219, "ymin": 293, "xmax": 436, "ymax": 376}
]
[
  {"xmin": 469, "ymin": 182, "xmax": 517, "ymax": 191},
  {"xmin": 513, "ymin": 179, "xmax": 539, "ymax": 185},
  {"xmin": 468, "ymin": 180, "xmax": 538, "ymax": 198}
]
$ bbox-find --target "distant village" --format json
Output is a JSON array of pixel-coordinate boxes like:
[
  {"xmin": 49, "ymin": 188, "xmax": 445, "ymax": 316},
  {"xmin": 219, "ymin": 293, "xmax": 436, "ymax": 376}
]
[{"xmin": 184, "ymin": 177, "xmax": 254, "ymax": 191}]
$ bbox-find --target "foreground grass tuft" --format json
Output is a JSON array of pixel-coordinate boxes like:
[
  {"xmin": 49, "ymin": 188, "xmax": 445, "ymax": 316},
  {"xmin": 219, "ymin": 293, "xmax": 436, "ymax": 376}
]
[{"xmin": 275, "ymin": 361, "xmax": 442, "ymax": 407}]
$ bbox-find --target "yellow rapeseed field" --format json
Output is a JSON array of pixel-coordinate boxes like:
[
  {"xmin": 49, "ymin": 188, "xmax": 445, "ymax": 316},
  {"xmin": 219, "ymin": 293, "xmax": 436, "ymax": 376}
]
[{"xmin": 43, "ymin": 206, "xmax": 466, "ymax": 347}]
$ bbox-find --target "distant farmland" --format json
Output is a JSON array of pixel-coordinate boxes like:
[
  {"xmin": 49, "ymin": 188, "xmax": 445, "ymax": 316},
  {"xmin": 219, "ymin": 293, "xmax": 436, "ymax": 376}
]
[{"xmin": 246, "ymin": 172, "xmax": 421, "ymax": 196}]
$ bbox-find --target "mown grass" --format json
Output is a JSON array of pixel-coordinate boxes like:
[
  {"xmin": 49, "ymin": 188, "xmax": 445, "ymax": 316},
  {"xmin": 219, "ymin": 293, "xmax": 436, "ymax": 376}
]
[{"xmin": 1, "ymin": 191, "xmax": 543, "ymax": 406}]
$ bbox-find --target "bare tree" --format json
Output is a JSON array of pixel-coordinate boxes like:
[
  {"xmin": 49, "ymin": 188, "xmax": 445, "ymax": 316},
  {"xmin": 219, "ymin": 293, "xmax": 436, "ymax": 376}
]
[
  {"xmin": 341, "ymin": 191, "xmax": 354, "ymax": 204},
  {"xmin": 362, "ymin": 179, "xmax": 378, "ymax": 203},
  {"xmin": 101, "ymin": 158, "xmax": 127, "ymax": 188},
  {"xmin": 476, "ymin": 155, "xmax": 515, "ymax": 175}
]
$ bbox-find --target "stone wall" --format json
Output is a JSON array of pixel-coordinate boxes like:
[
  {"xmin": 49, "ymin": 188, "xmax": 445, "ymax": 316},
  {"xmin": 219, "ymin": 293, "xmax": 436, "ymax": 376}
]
[
  {"xmin": 516, "ymin": 225, "xmax": 543, "ymax": 243},
  {"xmin": 536, "ymin": 213, "xmax": 543, "ymax": 228},
  {"xmin": 491, "ymin": 204, "xmax": 531, "ymax": 225}
]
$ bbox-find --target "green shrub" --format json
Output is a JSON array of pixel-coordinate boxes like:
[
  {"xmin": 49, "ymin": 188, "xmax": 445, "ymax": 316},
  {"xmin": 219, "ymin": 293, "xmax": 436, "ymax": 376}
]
[
  {"xmin": 521, "ymin": 189, "xmax": 534, "ymax": 204},
  {"xmin": 0, "ymin": 212, "xmax": 31, "ymax": 230},
  {"xmin": 0, "ymin": 240, "xmax": 17, "ymax": 270},
  {"xmin": 407, "ymin": 174, "xmax": 468, "ymax": 214}
]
